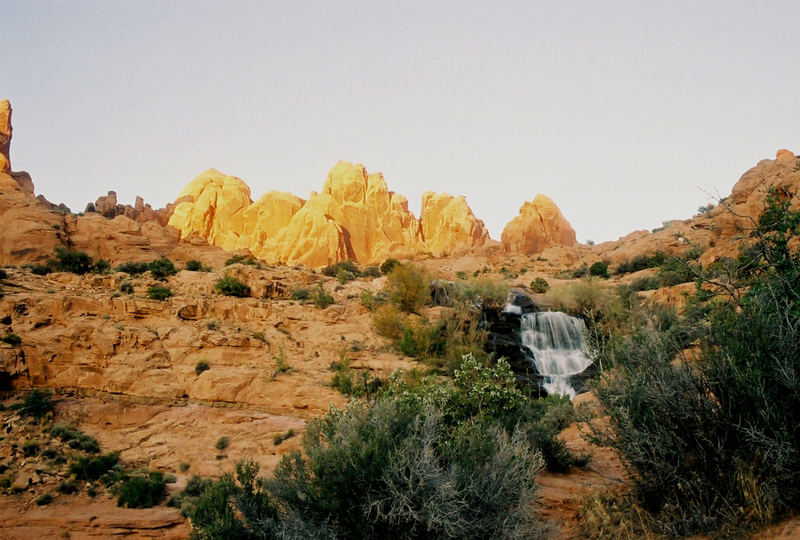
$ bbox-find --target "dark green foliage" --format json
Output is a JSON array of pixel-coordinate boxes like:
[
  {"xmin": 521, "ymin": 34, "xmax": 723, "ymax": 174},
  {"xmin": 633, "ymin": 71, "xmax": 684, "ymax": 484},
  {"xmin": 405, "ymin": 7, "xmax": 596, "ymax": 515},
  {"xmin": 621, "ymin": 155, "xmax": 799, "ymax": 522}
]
[
  {"xmin": 49, "ymin": 247, "xmax": 93, "ymax": 274},
  {"xmin": 93, "ymin": 258, "xmax": 111, "ymax": 273},
  {"xmin": 57, "ymin": 480, "xmax": 78, "ymax": 494},
  {"xmin": 529, "ymin": 277, "xmax": 550, "ymax": 293},
  {"xmin": 115, "ymin": 261, "xmax": 150, "ymax": 275},
  {"xmin": 311, "ymin": 283, "xmax": 334, "ymax": 308},
  {"xmin": 589, "ymin": 260, "xmax": 610, "ymax": 278},
  {"xmin": 0, "ymin": 268, "xmax": 7, "ymax": 280},
  {"xmin": 119, "ymin": 280, "xmax": 134, "ymax": 294},
  {"xmin": 35, "ymin": 493, "xmax": 54, "ymax": 505},
  {"xmin": 361, "ymin": 266, "xmax": 381, "ymax": 278},
  {"xmin": 215, "ymin": 436, "xmax": 230, "ymax": 451},
  {"xmin": 225, "ymin": 254, "xmax": 260, "ymax": 267},
  {"xmin": 330, "ymin": 359, "xmax": 383, "ymax": 398},
  {"xmin": 2, "ymin": 333, "xmax": 21, "ymax": 345},
  {"xmin": 185, "ymin": 259, "xmax": 203, "ymax": 271},
  {"xmin": 290, "ymin": 288, "xmax": 309, "ymax": 301},
  {"xmin": 322, "ymin": 260, "xmax": 360, "ymax": 278},
  {"xmin": 148, "ymin": 286, "xmax": 173, "ymax": 300},
  {"xmin": 149, "ymin": 257, "xmax": 177, "ymax": 280},
  {"xmin": 614, "ymin": 252, "xmax": 665, "ymax": 275},
  {"xmin": 22, "ymin": 439, "xmax": 39, "ymax": 456},
  {"xmin": 69, "ymin": 453, "xmax": 119, "ymax": 481},
  {"xmin": 386, "ymin": 263, "xmax": 429, "ymax": 313},
  {"xmin": 195, "ymin": 360, "xmax": 210, "ymax": 376},
  {"xmin": 30, "ymin": 264, "xmax": 51, "ymax": 275},
  {"xmin": 592, "ymin": 191, "xmax": 800, "ymax": 535},
  {"xmin": 379, "ymin": 258, "xmax": 400, "ymax": 275},
  {"xmin": 629, "ymin": 275, "xmax": 660, "ymax": 291},
  {"xmin": 50, "ymin": 424, "xmax": 100, "ymax": 453},
  {"xmin": 272, "ymin": 429, "xmax": 295, "ymax": 446},
  {"xmin": 214, "ymin": 275, "xmax": 251, "ymax": 297},
  {"xmin": 21, "ymin": 389, "xmax": 54, "ymax": 418},
  {"xmin": 116, "ymin": 471, "xmax": 167, "ymax": 508}
]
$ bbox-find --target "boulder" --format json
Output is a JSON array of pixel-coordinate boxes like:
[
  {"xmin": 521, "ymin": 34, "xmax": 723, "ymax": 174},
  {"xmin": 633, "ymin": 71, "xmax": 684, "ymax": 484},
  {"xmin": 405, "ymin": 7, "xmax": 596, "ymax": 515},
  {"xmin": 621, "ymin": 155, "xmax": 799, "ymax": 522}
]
[
  {"xmin": 420, "ymin": 192, "xmax": 489, "ymax": 256},
  {"xmin": 501, "ymin": 194, "xmax": 577, "ymax": 255}
]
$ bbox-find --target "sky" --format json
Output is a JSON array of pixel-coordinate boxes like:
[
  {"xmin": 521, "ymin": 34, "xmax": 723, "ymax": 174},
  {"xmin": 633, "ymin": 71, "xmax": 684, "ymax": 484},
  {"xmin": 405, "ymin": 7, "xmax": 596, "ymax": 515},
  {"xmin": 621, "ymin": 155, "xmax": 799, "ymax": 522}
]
[{"xmin": 2, "ymin": 0, "xmax": 799, "ymax": 243}]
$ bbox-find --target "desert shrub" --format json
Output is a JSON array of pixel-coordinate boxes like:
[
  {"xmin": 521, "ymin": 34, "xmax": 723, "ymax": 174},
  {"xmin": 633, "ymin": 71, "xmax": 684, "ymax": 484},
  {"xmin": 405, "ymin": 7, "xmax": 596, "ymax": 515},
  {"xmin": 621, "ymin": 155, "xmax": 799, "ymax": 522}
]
[
  {"xmin": 29, "ymin": 264, "xmax": 51, "ymax": 275},
  {"xmin": 455, "ymin": 277, "xmax": 510, "ymax": 309},
  {"xmin": 93, "ymin": 258, "xmax": 110, "ymax": 273},
  {"xmin": 35, "ymin": 493, "xmax": 54, "ymax": 506},
  {"xmin": 147, "ymin": 286, "xmax": 173, "ymax": 301},
  {"xmin": 0, "ymin": 268, "xmax": 6, "ymax": 280},
  {"xmin": 614, "ymin": 252, "xmax": 666, "ymax": 275},
  {"xmin": 311, "ymin": 283, "xmax": 334, "ymax": 308},
  {"xmin": 336, "ymin": 267, "xmax": 356, "ymax": 284},
  {"xmin": 630, "ymin": 275, "xmax": 660, "ymax": 291},
  {"xmin": 119, "ymin": 280, "xmax": 134, "ymax": 294},
  {"xmin": 379, "ymin": 258, "xmax": 400, "ymax": 275},
  {"xmin": 330, "ymin": 359, "xmax": 383, "ymax": 398},
  {"xmin": 322, "ymin": 260, "xmax": 360, "ymax": 278},
  {"xmin": 372, "ymin": 304, "xmax": 406, "ymax": 339},
  {"xmin": 115, "ymin": 261, "xmax": 149, "ymax": 275},
  {"xmin": 116, "ymin": 471, "xmax": 167, "ymax": 508},
  {"xmin": 57, "ymin": 480, "xmax": 78, "ymax": 494},
  {"xmin": 361, "ymin": 266, "xmax": 381, "ymax": 278},
  {"xmin": 48, "ymin": 247, "xmax": 93, "ymax": 274},
  {"xmin": 273, "ymin": 429, "xmax": 296, "ymax": 446},
  {"xmin": 215, "ymin": 436, "xmax": 230, "ymax": 451},
  {"xmin": 70, "ymin": 453, "xmax": 119, "ymax": 482},
  {"xmin": 590, "ymin": 192, "xmax": 800, "ymax": 535},
  {"xmin": 530, "ymin": 277, "xmax": 550, "ymax": 294},
  {"xmin": 179, "ymin": 462, "xmax": 190, "ymax": 473},
  {"xmin": 290, "ymin": 288, "xmax": 309, "ymax": 301},
  {"xmin": 589, "ymin": 260, "xmax": 610, "ymax": 278},
  {"xmin": 22, "ymin": 439, "xmax": 39, "ymax": 456},
  {"xmin": 148, "ymin": 257, "xmax": 177, "ymax": 280},
  {"xmin": 21, "ymin": 389, "xmax": 54, "ymax": 418},
  {"xmin": 50, "ymin": 424, "xmax": 99, "ymax": 453},
  {"xmin": 185, "ymin": 259, "xmax": 203, "ymax": 271},
  {"xmin": 214, "ymin": 275, "xmax": 251, "ymax": 297},
  {"xmin": 358, "ymin": 290, "xmax": 383, "ymax": 310},
  {"xmin": 386, "ymin": 263, "xmax": 429, "ymax": 313},
  {"xmin": 398, "ymin": 318, "xmax": 445, "ymax": 359},
  {"xmin": 195, "ymin": 360, "xmax": 210, "ymax": 376},
  {"xmin": 225, "ymin": 254, "xmax": 260, "ymax": 267},
  {"xmin": 2, "ymin": 333, "xmax": 21, "ymax": 345}
]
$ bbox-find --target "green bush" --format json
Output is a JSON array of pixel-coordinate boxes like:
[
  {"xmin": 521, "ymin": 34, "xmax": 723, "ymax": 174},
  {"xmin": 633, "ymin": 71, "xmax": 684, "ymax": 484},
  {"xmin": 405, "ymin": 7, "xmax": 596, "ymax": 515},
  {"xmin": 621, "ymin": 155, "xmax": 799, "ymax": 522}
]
[
  {"xmin": 115, "ymin": 261, "xmax": 149, "ymax": 275},
  {"xmin": 93, "ymin": 259, "xmax": 110, "ymax": 273},
  {"xmin": 30, "ymin": 264, "xmax": 51, "ymax": 275},
  {"xmin": 48, "ymin": 247, "xmax": 93, "ymax": 274},
  {"xmin": 148, "ymin": 257, "xmax": 177, "ymax": 280},
  {"xmin": 185, "ymin": 259, "xmax": 203, "ymax": 271},
  {"xmin": 195, "ymin": 360, "xmax": 210, "ymax": 376},
  {"xmin": 0, "ymin": 268, "xmax": 6, "ymax": 280},
  {"xmin": 630, "ymin": 275, "xmax": 660, "ymax": 291},
  {"xmin": 147, "ymin": 286, "xmax": 173, "ymax": 301},
  {"xmin": 311, "ymin": 283, "xmax": 334, "ymax": 308},
  {"xmin": 35, "ymin": 493, "xmax": 54, "ymax": 506},
  {"xmin": 322, "ymin": 260, "xmax": 360, "ymax": 278},
  {"xmin": 589, "ymin": 260, "xmax": 610, "ymax": 278},
  {"xmin": 69, "ymin": 453, "xmax": 119, "ymax": 482},
  {"xmin": 22, "ymin": 439, "xmax": 40, "ymax": 456},
  {"xmin": 116, "ymin": 471, "xmax": 167, "ymax": 508},
  {"xmin": 214, "ymin": 275, "xmax": 251, "ymax": 297},
  {"xmin": 336, "ymin": 267, "xmax": 356, "ymax": 284},
  {"xmin": 290, "ymin": 288, "xmax": 310, "ymax": 301},
  {"xmin": 530, "ymin": 277, "xmax": 550, "ymax": 294},
  {"xmin": 2, "ymin": 333, "xmax": 21, "ymax": 346},
  {"xmin": 379, "ymin": 258, "xmax": 400, "ymax": 275},
  {"xmin": 361, "ymin": 266, "xmax": 381, "ymax": 278},
  {"xmin": 614, "ymin": 252, "xmax": 666, "ymax": 275},
  {"xmin": 50, "ymin": 424, "xmax": 101, "ymax": 453},
  {"xmin": 386, "ymin": 263, "xmax": 429, "ymax": 313},
  {"xmin": 119, "ymin": 280, "xmax": 134, "ymax": 294},
  {"xmin": 225, "ymin": 254, "xmax": 261, "ymax": 267},
  {"xmin": 272, "ymin": 429, "xmax": 296, "ymax": 446},
  {"xmin": 21, "ymin": 389, "xmax": 54, "ymax": 418},
  {"xmin": 57, "ymin": 480, "xmax": 78, "ymax": 494},
  {"xmin": 215, "ymin": 436, "xmax": 230, "ymax": 451}
]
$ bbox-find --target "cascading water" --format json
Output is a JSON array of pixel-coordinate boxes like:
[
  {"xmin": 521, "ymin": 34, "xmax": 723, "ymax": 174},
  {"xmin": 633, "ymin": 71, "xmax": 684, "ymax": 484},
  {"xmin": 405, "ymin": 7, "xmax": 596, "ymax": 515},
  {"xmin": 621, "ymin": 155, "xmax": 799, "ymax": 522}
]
[{"xmin": 520, "ymin": 311, "xmax": 593, "ymax": 398}]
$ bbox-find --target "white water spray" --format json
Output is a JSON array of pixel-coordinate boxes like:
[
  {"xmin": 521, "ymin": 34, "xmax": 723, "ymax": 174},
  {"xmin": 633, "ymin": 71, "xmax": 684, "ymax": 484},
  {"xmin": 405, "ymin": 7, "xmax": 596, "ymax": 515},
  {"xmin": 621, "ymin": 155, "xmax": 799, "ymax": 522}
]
[{"xmin": 520, "ymin": 311, "xmax": 593, "ymax": 398}]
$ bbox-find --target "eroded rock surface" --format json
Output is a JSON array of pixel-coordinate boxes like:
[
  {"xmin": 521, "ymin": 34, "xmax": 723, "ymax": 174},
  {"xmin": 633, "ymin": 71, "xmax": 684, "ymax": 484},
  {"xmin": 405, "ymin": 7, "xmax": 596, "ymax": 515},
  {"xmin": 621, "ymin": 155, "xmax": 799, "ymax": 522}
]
[{"xmin": 501, "ymin": 194, "xmax": 577, "ymax": 255}]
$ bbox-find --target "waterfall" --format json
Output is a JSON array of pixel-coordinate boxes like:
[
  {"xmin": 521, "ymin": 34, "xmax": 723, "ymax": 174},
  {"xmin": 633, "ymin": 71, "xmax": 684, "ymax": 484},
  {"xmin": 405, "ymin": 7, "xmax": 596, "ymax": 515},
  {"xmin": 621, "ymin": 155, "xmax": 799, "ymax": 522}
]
[{"xmin": 520, "ymin": 311, "xmax": 592, "ymax": 398}]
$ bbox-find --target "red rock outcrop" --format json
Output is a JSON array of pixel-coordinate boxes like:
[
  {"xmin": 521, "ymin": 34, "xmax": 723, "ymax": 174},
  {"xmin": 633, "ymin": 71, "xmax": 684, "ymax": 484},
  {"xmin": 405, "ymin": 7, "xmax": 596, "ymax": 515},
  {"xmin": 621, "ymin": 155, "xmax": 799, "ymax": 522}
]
[
  {"xmin": 85, "ymin": 191, "xmax": 173, "ymax": 226},
  {"xmin": 501, "ymin": 194, "xmax": 577, "ymax": 255}
]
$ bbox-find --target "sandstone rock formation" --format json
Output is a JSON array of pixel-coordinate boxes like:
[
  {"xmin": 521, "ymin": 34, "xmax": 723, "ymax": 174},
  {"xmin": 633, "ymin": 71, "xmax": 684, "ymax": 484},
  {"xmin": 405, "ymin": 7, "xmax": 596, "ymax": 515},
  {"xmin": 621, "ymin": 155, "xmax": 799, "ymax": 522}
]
[
  {"xmin": 167, "ymin": 161, "xmax": 489, "ymax": 266},
  {"xmin": 420, "ymin": 191, "xmax": 489, "ymax": 257},
  {"xmin": 0, "ymin": 99, "xmax": 12, "ymax": 173},
  {"xmin": 168, "ymin": 169, "xmax": 252, "ymax": 252},
  {"xmin": 85, "ymin": 191, "xmax": 173, "ymax": 226},
  {"xmin": 501, "ymin": 194, "xmax": 577, "ymax": 255}
]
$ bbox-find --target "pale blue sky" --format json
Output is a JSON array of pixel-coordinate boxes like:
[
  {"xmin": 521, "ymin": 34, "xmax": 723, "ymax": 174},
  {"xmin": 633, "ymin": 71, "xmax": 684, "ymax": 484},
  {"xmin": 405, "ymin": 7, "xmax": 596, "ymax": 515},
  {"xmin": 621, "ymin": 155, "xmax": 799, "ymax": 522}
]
[{"xmin": 3, "ymin": 1, "xmax": 799, "ymax": 242}]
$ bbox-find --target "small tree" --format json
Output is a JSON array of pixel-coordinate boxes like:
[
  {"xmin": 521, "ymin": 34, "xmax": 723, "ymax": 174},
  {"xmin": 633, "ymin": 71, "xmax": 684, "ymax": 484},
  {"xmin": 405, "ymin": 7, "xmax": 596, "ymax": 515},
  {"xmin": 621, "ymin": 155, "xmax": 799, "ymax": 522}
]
[{"xmin": 214, "ymin": 275, "xmax": 251, "ymax": 297}]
